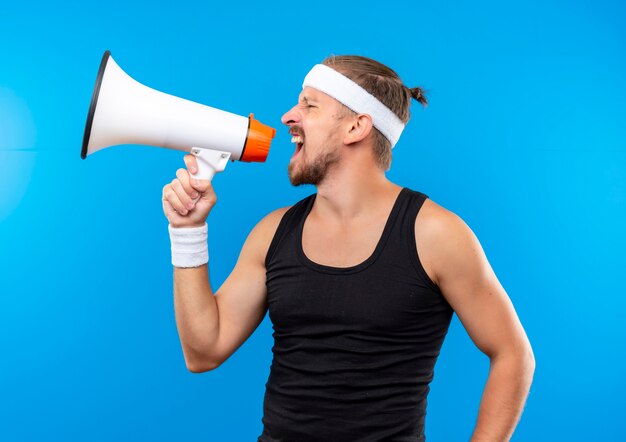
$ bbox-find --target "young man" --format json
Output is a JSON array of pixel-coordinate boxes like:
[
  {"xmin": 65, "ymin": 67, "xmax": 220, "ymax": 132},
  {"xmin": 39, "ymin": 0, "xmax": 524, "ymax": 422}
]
[{"xmin": 162, "ymin": 56, "xmax": 535, "ymax": 441}]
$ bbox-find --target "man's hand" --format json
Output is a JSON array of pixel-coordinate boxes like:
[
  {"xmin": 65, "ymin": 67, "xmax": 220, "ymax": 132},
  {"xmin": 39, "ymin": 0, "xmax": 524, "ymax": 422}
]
[{"xmin": 162, "ymin": 154, "xmax": 217, "ymax": 228}]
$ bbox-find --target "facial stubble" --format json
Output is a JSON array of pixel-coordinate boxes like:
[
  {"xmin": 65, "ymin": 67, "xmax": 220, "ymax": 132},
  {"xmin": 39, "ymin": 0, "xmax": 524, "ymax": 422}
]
[{"xmin": 288, "ymin": 142, "xmax": 341, "ymax": 186}]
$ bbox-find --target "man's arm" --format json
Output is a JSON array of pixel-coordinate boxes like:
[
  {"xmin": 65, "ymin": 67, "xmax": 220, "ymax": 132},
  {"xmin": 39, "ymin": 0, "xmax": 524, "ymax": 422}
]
[
  {"xmin": 417, "ymin": 201, "xmax": 535, "ymax": 441},
  {"xmin": 162, "ymin": 153, "xmax": 289, "ymax": 373},
  {"xmin": 173, "ymin": 207, "xmax": 288, "ymax": 373}
]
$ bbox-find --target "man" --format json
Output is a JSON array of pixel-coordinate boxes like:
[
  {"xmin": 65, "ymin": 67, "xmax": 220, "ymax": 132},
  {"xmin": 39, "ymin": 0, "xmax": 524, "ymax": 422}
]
[{"xmin": 162, "ymin": 55, "xmax": 535, "ymax": 441}]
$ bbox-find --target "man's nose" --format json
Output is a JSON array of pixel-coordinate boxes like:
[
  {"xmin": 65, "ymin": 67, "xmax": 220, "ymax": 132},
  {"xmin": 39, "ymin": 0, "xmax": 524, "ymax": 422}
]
[{"xmin": 281, "ymin": 105, "xmax": 300, "ymax": 126}]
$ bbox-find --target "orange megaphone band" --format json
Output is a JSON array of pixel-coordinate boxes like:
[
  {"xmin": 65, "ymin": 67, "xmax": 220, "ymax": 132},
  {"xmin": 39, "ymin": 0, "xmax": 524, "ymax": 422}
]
[{"xmin": 240, "ymin": 113, "xmax": 276, "ymax": 162}]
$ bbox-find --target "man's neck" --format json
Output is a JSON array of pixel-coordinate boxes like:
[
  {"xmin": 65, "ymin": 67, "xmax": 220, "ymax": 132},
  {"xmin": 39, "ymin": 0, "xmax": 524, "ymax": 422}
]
[{"xmin": 313, "ymin": 163, "xmax": 401, "ymax": 223}]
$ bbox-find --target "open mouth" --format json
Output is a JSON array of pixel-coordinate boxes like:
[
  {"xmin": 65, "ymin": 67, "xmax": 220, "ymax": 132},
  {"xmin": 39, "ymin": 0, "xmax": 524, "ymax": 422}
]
[{"xmin": 291, "ymin": 135, "xmax": 304, "ymax": 157}]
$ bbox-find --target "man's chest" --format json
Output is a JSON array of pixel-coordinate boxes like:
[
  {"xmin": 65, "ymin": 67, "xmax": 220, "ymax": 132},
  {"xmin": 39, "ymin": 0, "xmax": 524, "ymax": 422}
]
[{"xmin": 301, "ymin": 217, "xmax": 387, "ymax": 268}]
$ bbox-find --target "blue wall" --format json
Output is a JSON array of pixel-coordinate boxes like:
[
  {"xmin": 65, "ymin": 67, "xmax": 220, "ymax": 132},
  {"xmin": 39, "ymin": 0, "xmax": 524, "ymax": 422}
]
[{"xmin": 1, "ymin": 1, "xmax": 624, "ymax": 440}]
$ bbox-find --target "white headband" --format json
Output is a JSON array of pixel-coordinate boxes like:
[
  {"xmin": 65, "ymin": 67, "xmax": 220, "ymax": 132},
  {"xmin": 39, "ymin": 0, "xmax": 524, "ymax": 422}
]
[{"xmin": 302, "ymin": 64, "xmax": 405, "ymax": 148}]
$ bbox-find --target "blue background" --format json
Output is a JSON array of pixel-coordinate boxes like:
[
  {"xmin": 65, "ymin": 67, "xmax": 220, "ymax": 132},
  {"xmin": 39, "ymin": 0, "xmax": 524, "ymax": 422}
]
[{"xmin": 1, "ymin": 0, "xmax": 624, "ymax": 440}]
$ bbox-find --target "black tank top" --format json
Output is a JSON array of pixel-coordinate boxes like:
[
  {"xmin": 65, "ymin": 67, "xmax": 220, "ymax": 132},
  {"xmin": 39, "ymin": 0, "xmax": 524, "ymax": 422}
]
[{"xmin": 259, "ymin": 187, "xmax": 454, "ymax": 442}]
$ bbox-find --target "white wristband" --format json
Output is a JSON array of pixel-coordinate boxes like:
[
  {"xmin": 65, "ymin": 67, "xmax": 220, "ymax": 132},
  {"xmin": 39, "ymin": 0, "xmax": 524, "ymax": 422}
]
[{"xmin": 168, "ymin": 223, "xmax": 209, "ymax": 268}]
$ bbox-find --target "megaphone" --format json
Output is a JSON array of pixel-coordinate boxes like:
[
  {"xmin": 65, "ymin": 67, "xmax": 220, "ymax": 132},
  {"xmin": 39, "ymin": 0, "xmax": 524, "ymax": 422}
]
[{"xmin": 81, "ymin": 50, "xmax": 276, "ymax": 181}]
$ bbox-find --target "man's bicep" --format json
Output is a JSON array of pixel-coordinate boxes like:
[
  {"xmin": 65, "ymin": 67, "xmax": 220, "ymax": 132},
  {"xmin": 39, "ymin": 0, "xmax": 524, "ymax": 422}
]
[
  {"xmin": 431, "ymin": 213, "xmax": 530, "ymax": 359},
  {"xmin": 212, "ymin": 207, "xmax": 289, "ymax": 365}
]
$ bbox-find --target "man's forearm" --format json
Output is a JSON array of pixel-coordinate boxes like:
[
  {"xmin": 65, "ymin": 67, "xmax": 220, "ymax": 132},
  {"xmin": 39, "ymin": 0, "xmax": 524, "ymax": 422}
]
[
  {"xmin": 173, "ymin": 265, "xmax": 220, "ymax": 371},
  {"xmin": 470, "ymin": 350, "xmax": 535, "ymax": 441}
]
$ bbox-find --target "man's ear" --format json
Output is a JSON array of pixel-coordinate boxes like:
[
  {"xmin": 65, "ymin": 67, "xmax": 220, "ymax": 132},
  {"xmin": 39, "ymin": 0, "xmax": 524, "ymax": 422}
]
[{"xmin": 344, "ymin": 114, "xmax": 374, "ymax": 145}]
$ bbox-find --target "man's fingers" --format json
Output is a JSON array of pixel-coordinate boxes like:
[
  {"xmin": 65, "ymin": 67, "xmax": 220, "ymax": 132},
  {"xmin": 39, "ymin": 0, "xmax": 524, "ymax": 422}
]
[
  {"xmin": 189, "ymin": 177, "xmax": 213, "ymax": 194},
  {"xmin": 171, "ymin": 179, "xmax": 196, "ymax": 213},
  {"xmin": 176, "ymin": 168, "xmax": 199, "ymax": 199},
  {"xmin": 163, "ymin": 182, "xmax": 190, "ymax": 215},
  {"xmin": 183, "ymin": 154, "xmax": 216, "ymax": 194},
  {"xmin": 183, "ymin": 154, "xmax": 198, "ymax": 175},
  {"xmin": 162, "ymin": 199, "xmax": 179, "ymax": 218}
]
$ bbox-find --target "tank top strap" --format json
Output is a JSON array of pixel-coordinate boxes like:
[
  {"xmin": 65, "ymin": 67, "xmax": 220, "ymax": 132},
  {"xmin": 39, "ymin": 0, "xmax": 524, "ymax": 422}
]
[
  {"xmin": 397, "ymin": 188, "xmax": 429, "ymax": 233},
  {"xmin": 380, "ymin": 187, "xmax": 428, "ymax": 240},
  {"xmin": 379, "ymin": 187, "xmax": 440, "ymax": 292},
  {"xmin": 265, "ymin": 193, "xmax": 316, "ymax": 269}
]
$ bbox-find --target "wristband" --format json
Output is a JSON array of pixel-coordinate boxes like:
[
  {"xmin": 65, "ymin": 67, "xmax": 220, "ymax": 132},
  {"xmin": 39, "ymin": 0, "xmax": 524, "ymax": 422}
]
[{"xmin": 168, "ymin": 223, "xmax": 208, "ymax": 268}]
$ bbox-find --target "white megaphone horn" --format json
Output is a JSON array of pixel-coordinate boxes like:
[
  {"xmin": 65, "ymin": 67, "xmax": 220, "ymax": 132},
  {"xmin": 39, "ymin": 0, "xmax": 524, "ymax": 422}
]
[{"xmin": 81, "ymin": 50, "xmax": 276, "ymax": 181}]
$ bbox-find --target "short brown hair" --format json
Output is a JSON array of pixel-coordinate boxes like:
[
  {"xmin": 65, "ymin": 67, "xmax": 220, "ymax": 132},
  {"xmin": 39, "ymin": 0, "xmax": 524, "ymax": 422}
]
[{"xmin": 322, "ymin": 55, "xmax": 427, "ymax": 171}]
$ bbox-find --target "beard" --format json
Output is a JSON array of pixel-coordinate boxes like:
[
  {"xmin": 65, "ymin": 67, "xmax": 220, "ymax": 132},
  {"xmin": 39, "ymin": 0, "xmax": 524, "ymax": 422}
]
[{"xmin": 288, "ymin": 143, "xmax": 341, "ymax": 186}]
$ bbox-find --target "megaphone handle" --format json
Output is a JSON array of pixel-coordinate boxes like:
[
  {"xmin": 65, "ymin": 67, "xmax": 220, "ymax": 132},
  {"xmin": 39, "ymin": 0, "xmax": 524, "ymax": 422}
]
[{"xmin": 189, "ymin": 147, "xmax": 232, "ymax": 182}]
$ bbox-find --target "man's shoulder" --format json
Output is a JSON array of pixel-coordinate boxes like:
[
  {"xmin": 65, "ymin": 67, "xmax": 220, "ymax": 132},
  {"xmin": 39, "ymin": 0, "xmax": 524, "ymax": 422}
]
[
  {"xmin": 418, "ymin": 197, "xmax": 477, "ymax": 246},
  {"xmin": 416, "ymin": 197, "xmax": 463, "ymax": 233},
  {"xmin": 254, "ymin": 192, "xmax": 315, "ymax": 235},
  {"xmin": 415, "ymin": 197, "xmax": 478, "ymax": 285},
  {"xmin": 253, "ymin": 205, "xmax": 293, "ymax": 238},
  {"xmin": 261, "ymin": 206, "xmax": 293, "ymax": 228},
  {"xmin": 241, "ymin": 205, "xmax": 294, "ymax": 266}
]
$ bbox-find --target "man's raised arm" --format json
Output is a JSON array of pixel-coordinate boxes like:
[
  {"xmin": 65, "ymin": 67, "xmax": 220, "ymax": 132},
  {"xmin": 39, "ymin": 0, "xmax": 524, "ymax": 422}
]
[{"xmin": 162, "ymin": 154, "xmax": 288, "ymax": 373}]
